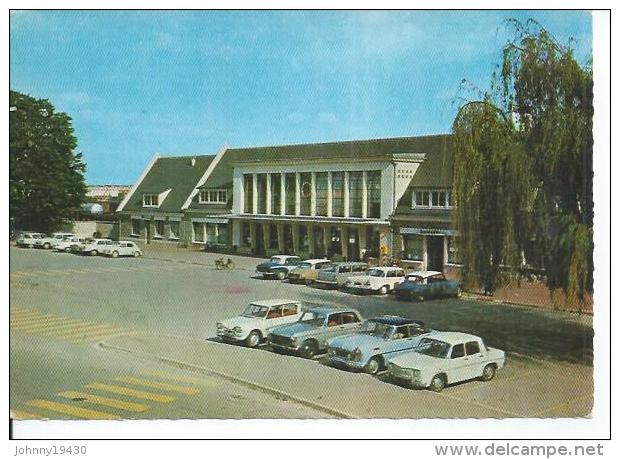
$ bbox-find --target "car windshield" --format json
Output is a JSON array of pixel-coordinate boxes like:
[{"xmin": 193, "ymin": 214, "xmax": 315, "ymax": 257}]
[
  {"xmin": 365, "ymin": 269, "xmax": 385, "ymax": 277},
  {"xmin": 299, "ymin": 311, "xmax": 326, "ymax": 326},
  {"xmin": 242, "ymin": 304, "xmax": 269, "ymax": 318},
  {"xmin": 269, "ymin": 257, "xmax": 283, "ymax": 263},
  {"xmin": 361, "ymin": 320, "xmax": 393, "ymax": 338},
  {"xmin": 405, "ymin": 276, "xmax": 424, "ymax": 284},
  {"xmin": 416, "ymin": 338, "xmax": 451, "ymax": 358},
  {"xmin": 297, "ymin": 262, "xmax": 312, "ymax": 269}
]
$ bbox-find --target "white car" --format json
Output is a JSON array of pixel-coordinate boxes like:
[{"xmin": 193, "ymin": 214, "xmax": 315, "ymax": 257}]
[
  {"xmin": 386, "ymin": 331, "xmax": 506, "ymax": 392},
  {"xmin": 344, "ymin": 267, "xmax": 406, "ymax": 294},
  {"xmin": 102, "ymin": 241, "xmax": 143, "ymax": 258},
  {"xmin": 35, "ymin": 232, "xmax": 77, "ymax": 249},
  {"xmin": 216, "ymin": 299, "xmax": 303, "ymax": 347},
  {"xmin": 54, "ymin": 236, "xmax": 87, "ymax": 253},
  {"xmin": 15, "ymin": 232, "xmax": 45, "ymax": 248},
  {"xmin": 76, "ymin": 238, "xmax": 115, "ymax": 256}
]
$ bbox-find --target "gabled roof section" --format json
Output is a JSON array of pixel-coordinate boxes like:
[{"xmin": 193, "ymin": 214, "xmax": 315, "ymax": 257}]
[
  {"xmin": 224, "ymin": 134, "xmax": 452, "ymax": 164},
  {"xmin": 119, "ymin": 155, "xmax": 215, "ymax": 213},
  {"xmin": 407, "ymin": 135, "xmax": 453, "ymax": 188}
]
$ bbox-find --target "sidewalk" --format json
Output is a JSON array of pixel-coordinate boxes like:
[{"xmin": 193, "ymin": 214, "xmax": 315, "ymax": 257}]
[
  {"xmin": 100, "ymin": 333, "xmax": 516, "ymax": 419},
  {"xmin": 138, "ymin": 242, "xmax": 260, "ymax": 271}
]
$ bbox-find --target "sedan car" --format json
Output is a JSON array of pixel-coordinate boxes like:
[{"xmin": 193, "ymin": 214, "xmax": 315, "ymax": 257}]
[
  {"xmin": 344, "ymin": 267, "xmax": 406, "ymax": 295},
  {"xmin": 327, "ymin": 316, "xmax": 434, "ymax": 374},
  {"xmin": 76, "ymin": 238, "xmax": 114, "ymax": 256},
  {"xmin": 35, "ymin": 232, "xmax": 77, "ymax": 249},
  {"xmin": 386, "ymin": 332, "xmax": 505, "ymax": 392},
  {"xmin": 216, "ymin": 300, "xmax": 303, "ymax": 347},
  {"xmin": 315, "ymin": 262, "xmax": 369, "ymax": 288},
  {"xmin": 393, "ymin": 271, "xmax": 462, "ymax": 301},
  {"xmin": 15, "ymin": 232, "xmax": 45, "ymax": 248},
  {"xmin": 287, "ymin": 259, "xmax": 332, "ymax": 284},
  {"xmin": 255, "ymin": 255, "xmax": 302, "ymax": 280},
  {"xmin": 54, "ymin": 237, "xmax": 86, "ymax": 252},
  {"xmin": 269, "ymin": 307, "xmax": 363, "ymax": 359},
  {"xmin": 102, "ymin": 241, "xmax": 142, "ymax": 258}
]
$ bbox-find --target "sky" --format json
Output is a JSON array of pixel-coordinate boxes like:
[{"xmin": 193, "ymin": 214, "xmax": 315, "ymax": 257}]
[{"xmin": 9, "ymin": 10, "xmax": 592, "ymax": 185}]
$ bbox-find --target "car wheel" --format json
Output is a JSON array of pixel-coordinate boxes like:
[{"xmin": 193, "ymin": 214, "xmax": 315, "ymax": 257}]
[
  {"xmin": 90, "ymin": 249, "xmax": 98, "ymax": 256},
  {"xmin": 43, "ymin": 242, "xmax": 51, "ymax": 249},
  {"xmin": 245, "ymin": 330, "xmax": 262, "ymax": 348},
  {"xmin": 429, "ymin": 374, "xmax": 446, "ymax": 392},
  {"xmin": 378, "ymin": 285, "xmax": 389, "ymax": 295},
  {"xmin": 27, "ymin": 244, "xmax": 33, "ymax": 248},
  {"xmin": 481, "ymin": 364, "xmax": 496, "ymax": 381},
  {"xmin": 301, "ymin": 340, "xmax": 318, "ymax": 359},
  {"xmin": 111, "ymin": 251, "xmax": 119, "ymax": 258},
  {"xmin": 133, "ymin": 251, "xmax": 140, "ymax": 257},
  {"xmin": 276, "ymin": 270, "xmax": 286, "ymax": 280},
  {"xmin": 418, "ymin": 294, "xmax": 425, "ymax": 302},
  {"xmin": 365, "ymin": 356, "xmax": 382, "ymax": 375},
  {"xmin": 64, "ymin": 247, "xmax": 71, "ymax": 253}
]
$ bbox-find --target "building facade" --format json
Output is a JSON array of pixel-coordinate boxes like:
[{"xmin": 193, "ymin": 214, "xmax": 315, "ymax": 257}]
[{"xmin": 117, "ymin": 135, "xmax": 460, "ymax": 271}]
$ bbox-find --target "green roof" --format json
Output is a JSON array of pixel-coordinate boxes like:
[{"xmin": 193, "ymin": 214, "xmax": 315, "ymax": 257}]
[
  {"xmin": 407, "ymin": 135, "xmax": 453, "ymax": 188},
  {"xmin": 121, "ymin": 155, "xmax": 215, "ymax": 213},
  {"xmin": 224, "ymin": 134, "xmax": 451, "ymax": 164}
]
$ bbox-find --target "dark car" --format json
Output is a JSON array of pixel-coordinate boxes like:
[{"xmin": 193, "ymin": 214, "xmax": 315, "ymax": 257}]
[
  {"xmin": 255, "ymin": 255, "xmax": 302, "ymax": 279},
  {"xmin": 393, "ymin": 271, "xmax": 462, "ymax": 301}
]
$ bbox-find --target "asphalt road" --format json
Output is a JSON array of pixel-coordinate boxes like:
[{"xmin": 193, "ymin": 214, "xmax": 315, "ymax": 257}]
[{"xmin": 10, "ymin": 245, "xmax": 594, "ymax": 420}]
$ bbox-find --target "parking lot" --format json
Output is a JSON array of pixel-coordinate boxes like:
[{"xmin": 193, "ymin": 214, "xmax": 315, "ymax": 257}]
[{"xmin": 10, "ymin": 244, "xmax": 594, "ymax": 419}]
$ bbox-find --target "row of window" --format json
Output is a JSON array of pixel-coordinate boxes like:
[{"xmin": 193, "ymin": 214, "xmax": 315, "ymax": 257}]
[
  {"xmin": 402, "ymin": 234, "xmax": 461, "ymax": 264},
  {"xmin": 131, "ymin": 219, "xmax": 180, "ymax": 239},
  {"xmin": 242, "ymin": 171, "xmax": 382, "ymax": 218},
  {"xmin": 192, "ymin": 222, "xmax": 228, "ymax": 245},
  {"xmin": 142, "ymin": 190, "xmax": 228, "ymax": 208},
  {"xmin": 142, "ymin": 194, "xmax": 159, "ymax": 207},
  {"xmin": 412, "ymin": 190, "xmax": 452, "ymax": 208}
]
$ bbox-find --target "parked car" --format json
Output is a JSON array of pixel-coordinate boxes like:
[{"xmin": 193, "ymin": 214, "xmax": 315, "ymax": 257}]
[
  {"xmin": 386, "ymin": 332, "xmax": 505, "ymax": 392},
  {"xmin": 15, "ymin": 232, "xmax": 45, "ymax": 248},
  {"xmin": 344, "ymin": 266, "xmax": 406, "ymax": 295},
  {"xmin": 255, "ymin": 255, "xmax": 302, "ymax": 280},
  {"xmin": 76, "ymin": 238, "xmax": 114, "ymax": 256},
  {"xmin": 287, "ymin": 259, "xmax": 332, "ymax": 284},
  {"xmin": 315, "ymin": 261, "xmax": 369, "ymax": 288},
  {"xmin": 102, "ymin": 241, "xmax": 142, "ymax": 258},
  {"xmin": 35, "ymin": 232, "xmax": 77, "ymax": 249},
  {"xmin": 269, "ymin": 306, "xmax": 363, "ymax": 358},
  {"xmin": 216, "ymin": 299, "xmax": 303, "ymax": 347},
  {"xmin": 326, "ymin": 316, "xmax": 433, "ymax": 374},
  {"xmin": 393, "ymin": 271, "xmax": 462, "ymax": 301},
  {"xmin": 54, "ymin": 236, "xmax": 86, "ymax": 253}
]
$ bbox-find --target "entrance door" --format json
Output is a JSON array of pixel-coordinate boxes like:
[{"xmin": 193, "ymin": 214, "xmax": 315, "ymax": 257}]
[
  {"xmin": 255, "ymin": 224, "xmax": 265, "ymax": 255},
  {"xmin": 347, "ymin": 228, "xmax": 360, "ymax": 261},
  {"xmin": 426, "ymin": 236, "xmax": 444, "ymax": 271},
  {"xmin": 313, "ymin": 226, "xmax": 325, "ymax": 257}
]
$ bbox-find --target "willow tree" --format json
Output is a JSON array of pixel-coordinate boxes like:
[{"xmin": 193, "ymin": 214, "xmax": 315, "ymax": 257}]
[{"xmin": 452, "ymin": 19, "xmax": 593, "ymax": 310}]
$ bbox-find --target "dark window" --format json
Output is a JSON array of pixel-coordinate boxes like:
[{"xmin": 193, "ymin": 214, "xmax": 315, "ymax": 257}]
[
  {"xmin": 268, "ymin": 224, "xmax": 278, "ymax": 249},
  {"xmin": 403, "ymin": 235, "xmax": 423, "ymax": 261},
  {"xmin": 331, "ymin": 172, "xmax": 345, "ymax": 217},
  {"xmin": 299, "ymin": 173, "xmax": 312, "ymax": 216},
  {"xmin": 315, "ymin": 172, "xmax": 329, "ymax": 216},
  {"xmin": 243, "ymin": 174, "xmax": 254, "ymax": 213},
  {"xmin": 342, "ymin": 312, "xmax": 360, "ymax": 324},
  {"xmin": 270, "ymin": 173, "xmax": 281, "ymax": 214},
  {"xmin": 285, "ymin": 173, "xmax": 296, "ymax": 215},
  {"xmin": 465, "ymin": 341, "xmax": 481, "ymax": 356},
  {"xmin": 241, "ymin": 222, "xmax": 251, "ymax": 247},
  {"xmin": 298, "ymin": 225, "xmax": 309, "ymax": 252},
  {"xmin": 327, "ymin": 313, "xmax": 343, "ymax": 327},
  {"xmin": 451, "ymin": 344, "xmax": 465, "ymax": 359},
  {"xmin": 348, "ymin": 171, "xmax": 364, "ymax": 217},
  {"xmin": 366, "ymin": 171, "xmax": 381, "ymax": 218},
  {"xmin": 256, "ymin": 174, "xmax": 267, "ymax": 214},
  {"xmin": 393, "ymin": 326, "xmax": 410, "ymax": 339}
]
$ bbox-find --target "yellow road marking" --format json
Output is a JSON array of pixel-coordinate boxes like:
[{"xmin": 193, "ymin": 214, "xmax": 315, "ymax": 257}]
[
  {"xmin": 10, "ymin": 310, "xmax": 54, "ymax": 318},
  {"xmin": 10, "ymin": 316, "xmax": 59, "ymax": 325},
  {"xmin": 114, "ymin": 376, "xmax": 200, "ymax": 395},
  {"xmin": 47, "ymin": 325, "xmax": 122, "ymax": 339},
  {"xmin": 12, "ymin": 319, "xmax": 86, "ymax": 331},
  {"xmin": 531, "ymin": 393, "xmax": 593, "ymax": 417},
  {"xmin": 58, "ymin": 391, "xmax": 149, "ymax": 413},
  {"xmin": 28, "ymin": 271, "xmax": 57, "ymax": 276},
  {"xmin": 11, "ymin": 410, "xmax": 43, "ymax": 420},
  {"xmin": 26, "ymin": 399, "xmax": 120, "ymax": 420},
  {"xmin": 11, "ymin": 272, "xmax": 36, "ymax": 277},
  {"xmin": 140, "ymin": 369, "xmax": 217, "ymax": 387},
  {"xmin": 64, "ymin": 269, "xmax": 92, "ymax": 274},
  {"xmin": 85, "ymin": 383, "xmax": 174, "ymax": 403}
]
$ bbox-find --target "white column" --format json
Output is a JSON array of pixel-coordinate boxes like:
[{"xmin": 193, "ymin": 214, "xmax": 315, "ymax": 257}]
[
  {"xmin": 362, "ymin": 170, "xmax": 368, "ymax": 219},
  {"xmin": 343, "ymin": 171, "xmax": 350, "ymax": 218},
  {"xmin": 295, "ymin": 172, "xmax": 301, "ymax": 216},
  {"xmin": 422, "ymin": 236, "xmax": 428, "ymax": 270},
  {"xmin": 252, "ymin": 173, "xmax": 258, "ymax": 214},
  {"xmin": 443, "ymin": 236, "xmax": 449, "ymax": 267},
  {"xmin": 327, "ymin": 172, "xmax": 333, "ymax": 217},
  {"xmin": 266, "ymin": 173, "xmax": 272, "ymax": 215},
  {"xmin": 310, "ymin": 172, "xmax": 317, "ymax": 217},
  {"xmin": 280, "ymin": 173, "xmax": 286, "ymax": 215},
  {"xmin": 203, "ymin": 223, "xmax": 207, "ymax": 244}
]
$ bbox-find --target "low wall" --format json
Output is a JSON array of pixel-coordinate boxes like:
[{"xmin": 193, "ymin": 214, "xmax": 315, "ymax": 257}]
[{"xmin": 67, "ymin": 221, "xmax": 119, "ymax": 239}]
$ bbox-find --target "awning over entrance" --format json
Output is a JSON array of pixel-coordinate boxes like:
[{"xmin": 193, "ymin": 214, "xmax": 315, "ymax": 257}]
[
  {"xmin": 191, "ymin": 216, "xmax": 230, "ymax": 224},
  {"xmin": 400, "ymin": 227, "xmax": 459, "ymax": 236},
  {"xmin": 229, "ymin": 214, "xmax": 389, "ymax": 225}
]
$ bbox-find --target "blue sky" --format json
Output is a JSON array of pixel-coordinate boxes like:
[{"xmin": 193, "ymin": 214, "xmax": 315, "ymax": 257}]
[{"xmin": 10, "ymin": 10, "xmax": 592, "ymax": 185}]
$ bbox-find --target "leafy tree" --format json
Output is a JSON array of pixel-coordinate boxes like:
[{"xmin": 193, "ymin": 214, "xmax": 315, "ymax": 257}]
[
  {"xmin": 452, "ymin": 20, "xmax": 593, "ymax": 311},
  {"xmin": 10, "ymin": 90, "xmax": 87, "ymax": 232}
]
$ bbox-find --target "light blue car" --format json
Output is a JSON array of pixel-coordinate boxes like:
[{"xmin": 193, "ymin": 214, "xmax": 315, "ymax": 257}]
[{"xmin": 326, "ymin": 316, "xmax": 434, "ymax": 375}]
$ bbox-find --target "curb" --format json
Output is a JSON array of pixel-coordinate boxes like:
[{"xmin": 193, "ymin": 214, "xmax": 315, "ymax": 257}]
[
  {"xmin": 142, "ymin": 255, "xmax": 254, "ymax": 271},
  {"xmin": 99, "ymin": 339, "xmax": 357, "ymax": 419},
  {"xmin": 460, "ymin": 293, "xmax": 593, "ymax": 316}
]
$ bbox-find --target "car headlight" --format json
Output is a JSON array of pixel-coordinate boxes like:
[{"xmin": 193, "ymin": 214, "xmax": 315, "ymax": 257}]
[
  {"xmin": 216, "ymin": 323, "xmax": 224, "ymax": 330},
  {"xmin": 352, "ymin": 347, "xmax": 362, "ymax": 361},
  {"xmin": 233, "ymin": 326, "xmax": 243, "ymax": 335},
  {"xmin": 412, "ymin": 369, "xmax": 421, "ymax": 378},
  {"xmin": 328, "ymin": 347, "xmax": 336, "ymax": 356}
]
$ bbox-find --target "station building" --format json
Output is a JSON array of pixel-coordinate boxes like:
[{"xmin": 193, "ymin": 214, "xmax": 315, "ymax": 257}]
[{"xmin": 117, "ymin": 134, "xmax": 460, "ymax": 271}]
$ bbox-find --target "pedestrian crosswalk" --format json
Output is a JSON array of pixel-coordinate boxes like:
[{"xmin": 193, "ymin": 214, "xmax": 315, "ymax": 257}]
[
  {"xmin": 10, "ymin": 307, "xmax": 125, "ymax": 343},
  {"xmin": 11, "ymin": 368, "xmax": 215, "ymax": 420}
]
